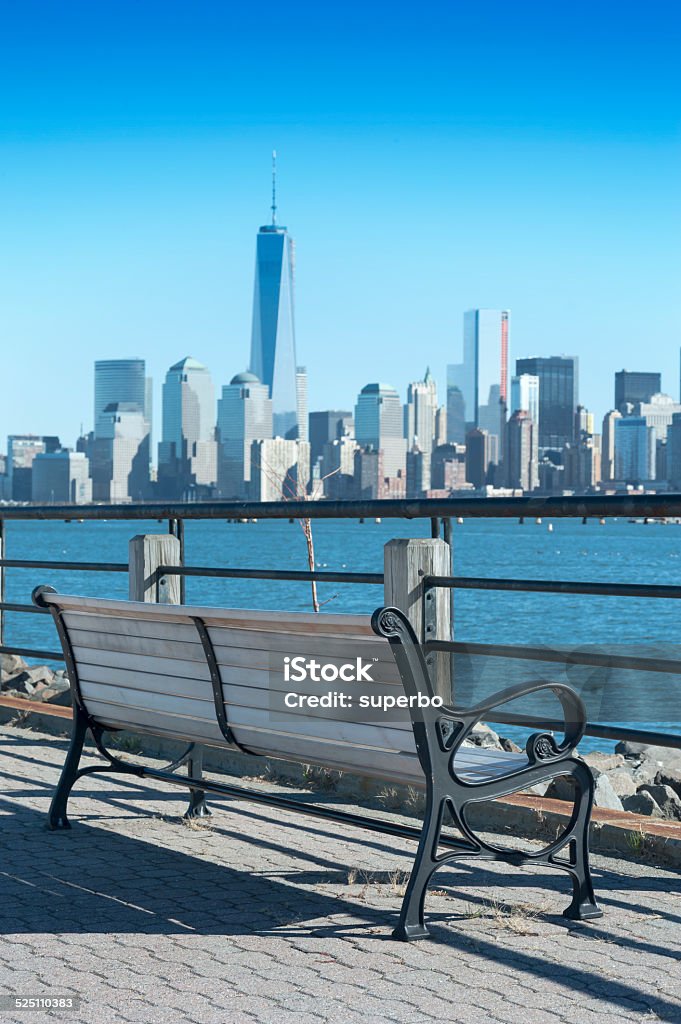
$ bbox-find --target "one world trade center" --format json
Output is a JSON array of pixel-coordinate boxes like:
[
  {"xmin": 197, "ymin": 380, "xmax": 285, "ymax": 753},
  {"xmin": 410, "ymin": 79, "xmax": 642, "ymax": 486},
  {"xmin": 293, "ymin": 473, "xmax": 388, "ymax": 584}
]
[{"xmin": 249, "ymin": 152, "xmax": 299, "ymax": 438}]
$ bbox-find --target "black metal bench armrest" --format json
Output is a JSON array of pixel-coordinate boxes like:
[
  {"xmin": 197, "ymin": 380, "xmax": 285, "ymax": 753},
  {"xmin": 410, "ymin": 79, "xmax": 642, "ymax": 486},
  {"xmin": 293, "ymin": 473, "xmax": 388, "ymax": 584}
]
[
  {"xmin": 372, "ymin": 606, "xmax": 586, "ymax": 767},
  {"xmin": 446, "ymin": 679, "xmax": 587, "ymax": 764}
]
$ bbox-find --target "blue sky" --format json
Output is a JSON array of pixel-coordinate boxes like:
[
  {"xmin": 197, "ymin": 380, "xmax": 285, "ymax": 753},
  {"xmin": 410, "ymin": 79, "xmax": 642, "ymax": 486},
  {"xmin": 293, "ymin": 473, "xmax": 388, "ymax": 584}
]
[{"xmin": 0, "ymin": 0, "xmax": 679, "ymax": 445}]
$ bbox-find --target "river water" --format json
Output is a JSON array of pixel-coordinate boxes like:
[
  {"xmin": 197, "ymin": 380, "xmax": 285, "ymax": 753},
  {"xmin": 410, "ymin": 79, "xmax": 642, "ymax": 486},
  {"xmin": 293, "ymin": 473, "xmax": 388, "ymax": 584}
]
[{"xmin": 3, "ymin": 515, "xmax": 680, "ymax": 749}]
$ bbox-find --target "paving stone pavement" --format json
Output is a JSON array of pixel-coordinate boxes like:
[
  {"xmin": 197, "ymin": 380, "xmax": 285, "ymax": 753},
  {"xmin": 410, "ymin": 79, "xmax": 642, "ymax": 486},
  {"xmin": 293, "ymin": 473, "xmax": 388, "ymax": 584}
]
[{"xmin": 0, "ymin": 722, "xmax": 679, "ymax": 1024}]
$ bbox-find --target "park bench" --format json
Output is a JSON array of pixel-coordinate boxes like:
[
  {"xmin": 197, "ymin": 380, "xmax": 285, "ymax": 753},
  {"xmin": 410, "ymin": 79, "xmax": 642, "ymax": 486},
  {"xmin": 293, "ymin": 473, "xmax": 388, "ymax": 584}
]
[{"xmin": 34, "ymin": 585, "xmax": 602, "ymax": 941}]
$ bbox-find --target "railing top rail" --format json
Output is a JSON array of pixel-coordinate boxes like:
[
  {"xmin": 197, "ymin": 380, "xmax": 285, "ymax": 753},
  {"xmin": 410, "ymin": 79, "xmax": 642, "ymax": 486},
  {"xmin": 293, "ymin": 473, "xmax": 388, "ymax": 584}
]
[
  {"xmin": 1, "ymin": 493, "xmax": 681, "ymax": 521},
  {"xmin": 423, "ymin": 575, "xmax": 681, "ymax": 599},
  {"xmin": 157, "ymin": 565, "xmax": 384, "ymax": 584}
]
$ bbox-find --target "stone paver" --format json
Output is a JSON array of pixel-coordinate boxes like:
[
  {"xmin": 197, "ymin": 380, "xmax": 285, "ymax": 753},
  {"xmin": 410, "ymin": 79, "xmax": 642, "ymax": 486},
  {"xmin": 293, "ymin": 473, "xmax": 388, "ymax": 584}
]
[{"xmin": 0, "ymin": 722, "xmax": 679, "ymax": 1024}]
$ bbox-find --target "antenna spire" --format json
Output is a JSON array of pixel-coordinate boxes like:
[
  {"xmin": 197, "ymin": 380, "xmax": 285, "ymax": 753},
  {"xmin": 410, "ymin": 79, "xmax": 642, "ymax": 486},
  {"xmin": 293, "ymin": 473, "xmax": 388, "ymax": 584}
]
[{"xmin": 271, "ymin": 149, "xmax": 277, "ymax": 225}]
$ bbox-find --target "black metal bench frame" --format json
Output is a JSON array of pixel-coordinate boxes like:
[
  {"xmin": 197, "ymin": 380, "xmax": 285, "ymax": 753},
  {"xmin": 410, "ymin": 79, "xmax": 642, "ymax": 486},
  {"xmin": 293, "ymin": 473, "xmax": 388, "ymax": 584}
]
[{"xmin": 35, "ymin": 586, "xmax": 602, "ymax": 941}]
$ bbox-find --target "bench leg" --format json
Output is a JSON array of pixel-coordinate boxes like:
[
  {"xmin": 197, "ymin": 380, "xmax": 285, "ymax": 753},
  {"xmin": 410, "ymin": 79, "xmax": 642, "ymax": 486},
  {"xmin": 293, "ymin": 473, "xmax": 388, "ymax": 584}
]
[
  {"xmin": 393, "ymin": 794, "xmax": 445, "ymax": 941},
  {"xmin": 184, "ymin": 746, "xmax": 211, "ymax": 819},
  {"xmin": 561, "ymin": 761, "xmax": 602, "ymax": 921},
  {"xmin": 48, "ymin": 705, "xmax": 88, "ymax": 831}
]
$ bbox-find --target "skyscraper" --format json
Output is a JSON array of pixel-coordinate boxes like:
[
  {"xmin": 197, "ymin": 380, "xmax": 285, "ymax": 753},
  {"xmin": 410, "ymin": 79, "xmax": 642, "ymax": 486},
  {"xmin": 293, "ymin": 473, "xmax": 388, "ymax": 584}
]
[
  {"xmin": 6, "ymin": 435, "xmax": 55, "ymax": 501},
  {"xmin": 250, "ymin": 438, "xmax": 310, "ymax": 501},
  {"xmin": 94, "ymin": 359, "xmax": 148, "ymax": 437},
  {"xmin": 249, "ymin": 153, "xmax": 298, "ymax": 438},
  {"xmin": 667, "ymin": 412, "xmax": 681, "ymax": 487},
  {"xmin": 614, "ymin": 370, "xmax": 661, "ymax": 413},
  {"xmin": 510, "ymin": 374, "xmax": 539, "ymax": 431},
  {"xmin": 465, "ymin": 428, "xmax": 495, "ymax": 489},
  {"xmin": 355, "ymin": 383, "xmax": 407, "ymax": 480},
  {"xmin": 91, "ymin": 403, "xmax": 150, "ymax": 502},
  {"xmin": 515, "ymin": 356, "xmax": 578, "ymax": 453},
  {"xmin": 322, "ymin": 435, "xmax": 358, "ymax": 499},
  {"xmin": 601, "ymin": 410, "xmax": 622, "ymax": 482},
  {"xmin": 217, "ymin": 371, "xmax": 272, "ymax": 499},
  {"xmin": 445, "ymin": 368, "xmax": 466, "ymax": 445},
  {"xmin": 634, "ymin": 393, "xmax": 681, "ymax": 444},
  {"xmin": 296, "ymin": 367, "xmax": 308, "ymax": 442},
  {"xmin": 32, "ymin": 451, "xmax": 92, "ymax": 504},
  {"xmin": 404, "ymin": 369, "xmax": 438, "ymax": 449},
  {"xmin": 158, "ymin": 357, "xmax": 216, "ymax": 496},
  {"xmin": 404, "ymin": 368, "xmax": 438, "ymax": 487},
  {"xmin": 615, "ymin": 417, "xmax": 655, "ymax": 481},
  {"xmin": 449, "ymin": 310, "xmax": 510, "ymax": 442},
  {"xmin": 505, "ymin": 410, "xmax": 538, "ymax": 492}
]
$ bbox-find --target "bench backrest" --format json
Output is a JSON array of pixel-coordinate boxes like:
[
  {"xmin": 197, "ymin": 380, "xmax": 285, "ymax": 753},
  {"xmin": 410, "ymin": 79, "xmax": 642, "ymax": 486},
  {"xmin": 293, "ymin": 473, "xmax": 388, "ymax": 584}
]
[{"xmin": 41, "ymin": 593, "xmax": 426, "ymax": 785}]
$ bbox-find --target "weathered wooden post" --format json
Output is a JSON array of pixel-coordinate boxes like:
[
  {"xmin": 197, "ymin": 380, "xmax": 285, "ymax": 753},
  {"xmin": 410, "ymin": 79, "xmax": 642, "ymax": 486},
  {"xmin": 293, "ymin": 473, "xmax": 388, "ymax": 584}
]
[
  {"xmin": 384, "ymin": 536, "xmax": 452, "ymax": 702},
  {"xmin": 128, "ymin": 530, "xmax": 207, "ymax": 815},
  {"xmin": 129, "ymin": 534, "xmax": 181, "ymax": 604}
]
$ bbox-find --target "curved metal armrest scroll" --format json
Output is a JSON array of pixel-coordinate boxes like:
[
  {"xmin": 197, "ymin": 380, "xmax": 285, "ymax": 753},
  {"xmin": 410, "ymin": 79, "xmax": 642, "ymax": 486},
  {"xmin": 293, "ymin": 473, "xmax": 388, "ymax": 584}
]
[{"xmin": 450, "ymin": 679, "xmax": 587, "ymax": 764}]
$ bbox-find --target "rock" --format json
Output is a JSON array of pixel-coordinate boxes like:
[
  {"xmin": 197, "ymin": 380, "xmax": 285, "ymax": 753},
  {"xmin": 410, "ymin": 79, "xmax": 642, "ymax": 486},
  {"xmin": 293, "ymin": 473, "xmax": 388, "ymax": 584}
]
[
  {"xmin": 655, "ymin": 768, "xmax": 681, "ymax": 800},
  {"xmin": 4, "ymin": 666, "xmax": 55, "ymax": 696},
  {"xmin": 638, "ymin": 784, "xmax": 681, "ymax": 821},
  {"xmin": 465, "ymin": 723, "xmax": 502, "ymax": 749},
  {"xmin": 499, "ymin": 736, "xmax": 522, "ymax": 753},
  {"xmin": 583, "ymin": 752, "xmax": 625, "ymax": 772},
  {"xmin": 37, "ymin": 685, "xmax": 71, "ymax": 706},
  {"xmin": 632, "ymin": 761, "xmax": 661, "ymax": 787},
  {"xmin": 527, "ymin": 780, "xmax": 550, "ymax": 797},
  {"xmin": 0, "ymin": 653, "xmax": 28, "ymax": 679},
  {"xmin": 593, "ymin": 774, "xmax": 623, "ymax": 811},
  {"xmin": 623, "ymin": 791, "xmax": 663, "ymax": 817},
  {"xmin": 544, "ymin": 776, "xmax": 576, "ymax": 802},
  {"xmin": 605, "ymin": 769, "xmax": 638, "ymax": 799},
  {"xmin": 545, "ymin": 767, "xmax": 622, "ymax": 811},
  {"xmin": 615, "ymin": 741, "xmax": 681, "ymax": 769}
]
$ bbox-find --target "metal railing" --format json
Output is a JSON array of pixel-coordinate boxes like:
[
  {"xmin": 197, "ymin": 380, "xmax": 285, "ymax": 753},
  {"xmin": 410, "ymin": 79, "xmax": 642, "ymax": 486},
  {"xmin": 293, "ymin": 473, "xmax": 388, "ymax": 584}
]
[
  {"xmin": 1, "ymin": 493, "xmax": 680, "ymax": 752},
  {"xmin": 423, "ymin": 571, "xmax": 681, "ymax": 750}
]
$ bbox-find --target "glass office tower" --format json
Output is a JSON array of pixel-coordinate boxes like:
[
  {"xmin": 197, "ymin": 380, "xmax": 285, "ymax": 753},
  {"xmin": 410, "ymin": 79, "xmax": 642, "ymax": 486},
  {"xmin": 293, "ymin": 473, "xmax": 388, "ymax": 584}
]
[
  {"xmin": 249, "ymin": 162, "xmax": 298, "ymax": 439},
  {"xmin": 614, "ymin": 370, "xmax": 661, "ymax": 413},
  {"xmin": 94, "ymin": 359, "xmax": 147, "ymax": 437},
  {"xmin": 515, "ymin": 356, "xmax": 578, "ymax": 453},
  {"xmin": 448, "ymin": 309, "xmax": 510, "ymax": 443}
]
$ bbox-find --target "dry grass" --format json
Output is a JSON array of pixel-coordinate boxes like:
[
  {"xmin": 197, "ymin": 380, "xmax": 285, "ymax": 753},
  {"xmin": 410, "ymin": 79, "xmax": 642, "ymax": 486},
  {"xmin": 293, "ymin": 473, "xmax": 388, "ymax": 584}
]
[
  {"xmin": 388, "ymin": 868, "xmax": 410, "ymax": 897},
  {"xmin": 181, "ymin": 816, "xmax": 214, "ymax": 832},
  {"xmin": 483, "ymin": 896, "xmax": 547, "ymax": 934}
]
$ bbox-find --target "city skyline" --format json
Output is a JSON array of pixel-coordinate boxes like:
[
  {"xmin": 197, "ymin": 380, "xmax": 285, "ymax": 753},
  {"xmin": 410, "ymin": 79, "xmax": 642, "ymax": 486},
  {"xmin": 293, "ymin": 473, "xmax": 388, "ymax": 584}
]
[
  {"xmin": 0, "ymin": 2, "xmax": 678, "ymax": 445},
  {"xmin": 6, "ymin": 336, "xmax": 681, "ymax": 504}
]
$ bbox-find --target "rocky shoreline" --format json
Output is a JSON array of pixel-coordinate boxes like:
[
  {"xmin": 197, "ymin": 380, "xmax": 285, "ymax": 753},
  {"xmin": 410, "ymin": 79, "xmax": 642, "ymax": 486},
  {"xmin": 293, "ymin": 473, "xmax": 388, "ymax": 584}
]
[
  {"xmin": 2, "ymin": 654, "xmax": 679, "ymax": 821},
  {"xmin": 1, "ymin": 653, "xmax": 70, "ymax": 707},
  {"xmin": 466, "ymin": 722, "xmax": 681, "ymax": 820}
]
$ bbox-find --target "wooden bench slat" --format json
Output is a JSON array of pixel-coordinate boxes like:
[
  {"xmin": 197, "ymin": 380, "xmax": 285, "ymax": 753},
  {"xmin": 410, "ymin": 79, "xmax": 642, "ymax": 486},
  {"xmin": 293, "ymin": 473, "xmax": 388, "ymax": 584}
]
[
  {"xmin": 63, "ymin": 613, "xmax": 202, "ymax": 644},
  {"xmin": 83, "ymin": 698, "xmax": 226, "ymax": 745},
  {"xmin": 78, "ymin": 664, "xmax": 215, "ymax": 699},
  {"xmin": 70, "ymin": 629, "xmax": 207, "ymax": 663},
  {"xmin": 72, "ymin": 647, "xmax": 212, "ymax": 681},
  {"xmin": 54, "ymin": 594, "xmax": 374, "ymax": 634},
  {"xmin": 80, "ymin": 682, "xmax": 216, "ymax": 720},
  {"xmin": 208, "ymin": 628, "xmax": 395, "ymax": 663}
]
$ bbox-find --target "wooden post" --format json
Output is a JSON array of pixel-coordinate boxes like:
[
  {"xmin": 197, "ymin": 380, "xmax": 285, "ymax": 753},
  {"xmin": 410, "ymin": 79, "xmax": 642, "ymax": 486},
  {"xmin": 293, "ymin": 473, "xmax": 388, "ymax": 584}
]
[
  {"xmin": 129, "ymin": 534, "xmax": 181, "ymax": 604},
  {"xmin": 384, "ymin": 537, "xmax": 452, "ymax": 701}
]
